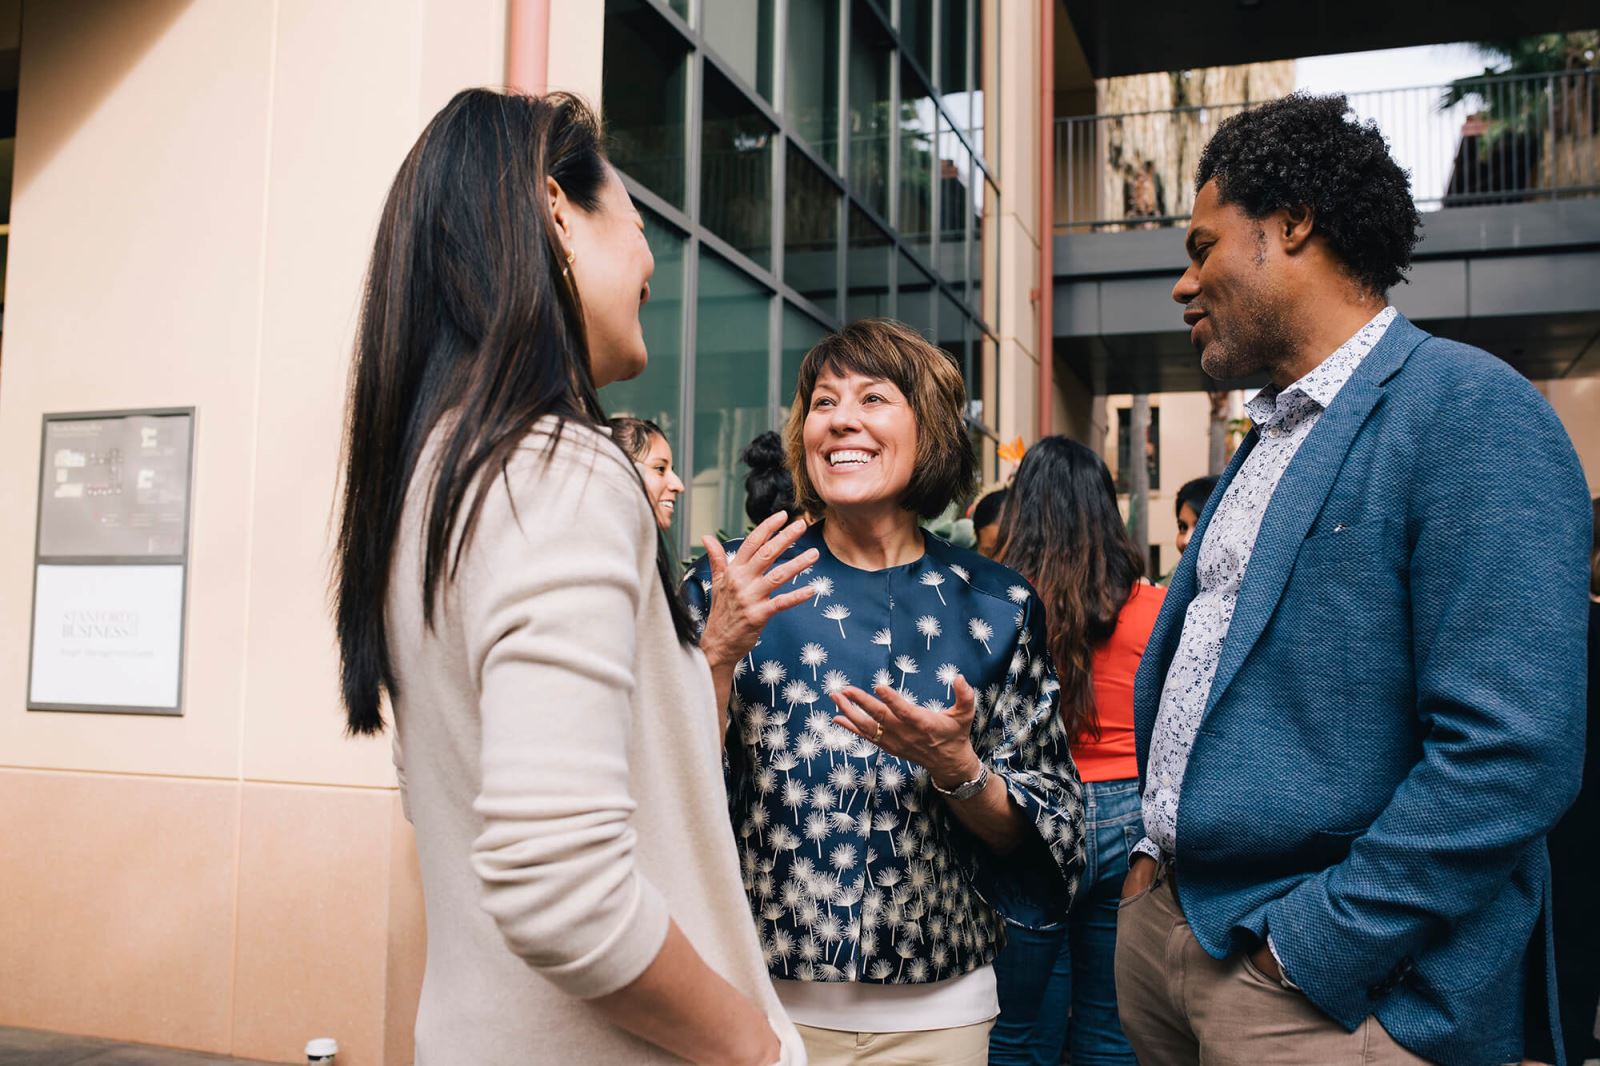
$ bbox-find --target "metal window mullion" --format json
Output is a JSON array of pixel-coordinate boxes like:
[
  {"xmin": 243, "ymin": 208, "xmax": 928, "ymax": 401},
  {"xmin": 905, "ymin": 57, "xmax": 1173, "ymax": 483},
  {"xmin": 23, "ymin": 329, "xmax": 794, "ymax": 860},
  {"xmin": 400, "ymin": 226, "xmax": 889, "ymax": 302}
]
[
  {"xmin": 887, "ymin": 23, "xmax": 901, "ymax": 319},
  {"xmin": 836, "ymin": 0, "xmax": 850, "ymax": 318},
  {"xmin": 679, "ymin": 44, "xmax": 706, "ymax": 561}
]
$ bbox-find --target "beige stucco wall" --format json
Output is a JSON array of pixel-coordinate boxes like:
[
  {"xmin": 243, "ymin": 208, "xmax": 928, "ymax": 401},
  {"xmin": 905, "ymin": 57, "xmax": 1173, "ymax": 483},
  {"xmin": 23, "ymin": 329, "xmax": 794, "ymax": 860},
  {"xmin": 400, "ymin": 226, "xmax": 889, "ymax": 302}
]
[
  {"xmin": 1540, "ymin": 378, "xmax": 1600, "ymax": 499},
  {"xmin": 0, "ymin": 0, "xmax": 507, "ymax": 1061}
]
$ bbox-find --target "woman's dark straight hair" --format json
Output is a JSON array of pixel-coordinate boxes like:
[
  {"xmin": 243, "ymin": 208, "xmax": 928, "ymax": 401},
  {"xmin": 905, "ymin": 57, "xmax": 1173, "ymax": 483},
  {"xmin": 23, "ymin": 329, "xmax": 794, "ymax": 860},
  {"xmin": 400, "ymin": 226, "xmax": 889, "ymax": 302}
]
[
  {"xmin": 995, "ymin": 436, "xmax": 1145, "ymax": 741},
  {"xmin": 334, "ymin": 88, "xmax": 694, "ymax": 736}
]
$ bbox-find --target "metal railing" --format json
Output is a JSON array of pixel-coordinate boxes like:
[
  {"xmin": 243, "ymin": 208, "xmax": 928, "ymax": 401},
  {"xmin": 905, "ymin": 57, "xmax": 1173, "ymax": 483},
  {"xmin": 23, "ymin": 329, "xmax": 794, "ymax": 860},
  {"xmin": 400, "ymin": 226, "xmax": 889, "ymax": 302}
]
[{"xmin": 1055, "ymin": 69, "xmax": 1600, "ymax": 232}]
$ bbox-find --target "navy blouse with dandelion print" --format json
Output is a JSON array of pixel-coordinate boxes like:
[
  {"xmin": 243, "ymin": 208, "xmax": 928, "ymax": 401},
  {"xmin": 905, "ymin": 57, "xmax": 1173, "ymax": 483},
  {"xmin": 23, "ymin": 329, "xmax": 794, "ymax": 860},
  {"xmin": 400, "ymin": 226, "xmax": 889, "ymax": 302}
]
[{"xmin": 683, "ymin": 522, "xmax": 1085, "ymax": 986}]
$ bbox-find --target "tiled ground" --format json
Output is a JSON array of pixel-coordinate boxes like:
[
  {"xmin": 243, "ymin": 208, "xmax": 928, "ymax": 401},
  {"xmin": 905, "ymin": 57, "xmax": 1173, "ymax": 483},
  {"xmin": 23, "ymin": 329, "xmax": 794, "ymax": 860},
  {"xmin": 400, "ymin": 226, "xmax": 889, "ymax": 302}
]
[{"xmin": 0, "ymin": 1028, "xmax": 285, "ymax": 1066}]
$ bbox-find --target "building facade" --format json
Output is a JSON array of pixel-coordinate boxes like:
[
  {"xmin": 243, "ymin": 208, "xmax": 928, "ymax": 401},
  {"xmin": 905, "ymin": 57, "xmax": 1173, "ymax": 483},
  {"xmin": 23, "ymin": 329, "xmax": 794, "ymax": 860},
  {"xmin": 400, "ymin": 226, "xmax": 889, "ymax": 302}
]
[{"xmin": 0, "ymin": 2, "xmax": 1053, "ymax": 1063}]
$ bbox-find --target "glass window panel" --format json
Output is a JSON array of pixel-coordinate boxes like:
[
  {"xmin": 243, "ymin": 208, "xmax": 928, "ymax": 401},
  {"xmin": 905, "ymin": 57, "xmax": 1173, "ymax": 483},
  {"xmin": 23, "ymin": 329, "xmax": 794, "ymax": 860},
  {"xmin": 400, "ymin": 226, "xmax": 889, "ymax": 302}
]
[
  {"xmin": 601, "ymin": 207, "xmax": 686, "ymax": 454},
  {"xmin": 785, "ymin": 145, "xmax": 841, "ymax": 317},
  {"xmin": 780, "ymin": 303, "xmax": 828, "ymax": 418},
  {"xmin": 703, "ymin": 0, "xmax": 774, "ymax": 101},
  {"xmin": 896, "ymin": 252, "xmax": 934, "ymax": 338},
  {"xmin": 898, "ymin": 59, "xmax": 935, "ymax": 264},
  {"xmin": 977, "ymin": 325, "xmax": 998, "ymax": 480},
  {"xmin": 898, "ymin": 0, "xmax": 932, "ymax": 76},
  {"xmin": 786, "ymin": 0, "xmax": 840, "ymax": 164},
  {"xmin": 937, "ymin": 115, "xmax": 972, "ymax": 285},
  {"xmin": 693, "ymin": 252, "xmax": 772, "ymax": 545},
  {"xmin": 603, "ymin": 0, "xmax": 689, "ymax": 207},
  {"xmin": 846, "ymin": 204, "xmax": 892, "ymax": 322},
  {"xmin": 702, "ymin": 65, "xmax": 775, "ymax": 268},
  {"xmin": 936, "ymin": 288, "xmax": 971, "ymax": 398},
  {"xmin": 940, "ymin": 0, "xmax": 970, "ymax": 114},
  {"xmin": 847, "ymin": 3, "xmax": 892, "ymax": 218}
]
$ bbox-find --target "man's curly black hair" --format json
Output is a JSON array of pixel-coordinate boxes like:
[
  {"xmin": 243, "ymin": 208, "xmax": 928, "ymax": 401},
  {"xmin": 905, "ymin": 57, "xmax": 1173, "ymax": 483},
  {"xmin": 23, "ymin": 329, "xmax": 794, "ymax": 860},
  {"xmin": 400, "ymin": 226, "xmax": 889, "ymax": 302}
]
[{"xmin": 1196, "ymin": 92, "xmax": 1421, "ymax": 295}]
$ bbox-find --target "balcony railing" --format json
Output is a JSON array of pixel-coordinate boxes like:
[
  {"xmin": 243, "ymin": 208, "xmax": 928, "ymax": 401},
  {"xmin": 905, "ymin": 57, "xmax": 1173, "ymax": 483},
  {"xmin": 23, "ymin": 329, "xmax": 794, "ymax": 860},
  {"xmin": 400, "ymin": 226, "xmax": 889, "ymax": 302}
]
[{"xmin": 1055, "ymin": 69, "xmax": 1600, "ymax": 232}]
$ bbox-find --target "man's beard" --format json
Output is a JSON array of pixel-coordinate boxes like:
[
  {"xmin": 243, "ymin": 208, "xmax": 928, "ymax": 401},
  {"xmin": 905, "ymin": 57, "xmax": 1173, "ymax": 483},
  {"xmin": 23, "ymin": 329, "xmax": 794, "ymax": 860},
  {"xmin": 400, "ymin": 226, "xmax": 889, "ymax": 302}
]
[{"xmin": 1198, "ymin": 288, "xmax": 1293, "ymax": 384}]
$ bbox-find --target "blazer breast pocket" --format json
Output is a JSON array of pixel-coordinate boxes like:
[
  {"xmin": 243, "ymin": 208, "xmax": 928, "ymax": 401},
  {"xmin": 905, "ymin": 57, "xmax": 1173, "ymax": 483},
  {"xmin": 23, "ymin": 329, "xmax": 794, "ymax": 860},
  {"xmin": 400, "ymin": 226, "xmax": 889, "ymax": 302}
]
[{"xmin": 1293, "ymin": 517, "xmax": 1402, "ymax": 588}]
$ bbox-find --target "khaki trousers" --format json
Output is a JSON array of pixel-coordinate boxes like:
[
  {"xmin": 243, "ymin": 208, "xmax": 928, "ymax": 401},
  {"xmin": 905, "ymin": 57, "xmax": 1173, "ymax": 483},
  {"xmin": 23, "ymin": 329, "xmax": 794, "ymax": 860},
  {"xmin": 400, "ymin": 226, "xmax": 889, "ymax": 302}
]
[
  {"xmin": 1114, "ymin": 866, "xmax": 1433, "ymax": 1065},
  {"xmin": 793, "ymin": 1020, "xmax": 993, "ymax": 1065}
]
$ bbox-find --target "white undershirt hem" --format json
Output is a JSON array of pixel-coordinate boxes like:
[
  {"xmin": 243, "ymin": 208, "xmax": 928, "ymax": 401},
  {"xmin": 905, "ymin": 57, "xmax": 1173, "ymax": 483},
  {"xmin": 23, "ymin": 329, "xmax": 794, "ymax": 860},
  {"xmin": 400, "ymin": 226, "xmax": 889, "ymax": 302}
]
[{"xmin": 773, "ymin": 965, "xmax": 999, "ymax": 1033}]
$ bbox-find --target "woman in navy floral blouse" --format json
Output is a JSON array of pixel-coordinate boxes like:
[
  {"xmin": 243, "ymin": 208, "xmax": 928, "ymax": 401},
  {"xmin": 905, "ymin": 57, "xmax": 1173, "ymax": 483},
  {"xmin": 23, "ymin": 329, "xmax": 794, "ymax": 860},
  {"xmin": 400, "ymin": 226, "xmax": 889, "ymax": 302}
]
[{"xmin": 685, "ymin": 319, "xmax": 1086, "ymax": 1065}]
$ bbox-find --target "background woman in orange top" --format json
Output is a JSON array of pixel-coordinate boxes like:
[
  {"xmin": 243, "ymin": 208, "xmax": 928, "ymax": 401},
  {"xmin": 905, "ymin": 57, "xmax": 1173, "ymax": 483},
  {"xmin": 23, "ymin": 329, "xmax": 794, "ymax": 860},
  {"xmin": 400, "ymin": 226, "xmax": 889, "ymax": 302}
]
[{"xmin": 988, "ymin": 436, "xmax": 1164, "ymax": 1066}]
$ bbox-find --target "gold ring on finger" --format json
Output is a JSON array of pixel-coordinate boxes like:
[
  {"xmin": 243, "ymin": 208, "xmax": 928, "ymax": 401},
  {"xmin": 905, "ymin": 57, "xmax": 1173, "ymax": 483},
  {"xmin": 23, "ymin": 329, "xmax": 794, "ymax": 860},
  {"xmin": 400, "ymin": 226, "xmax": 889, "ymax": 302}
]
[{"xmin": 872, "ymin": 721, "xmax": 884, "ymax": 743}]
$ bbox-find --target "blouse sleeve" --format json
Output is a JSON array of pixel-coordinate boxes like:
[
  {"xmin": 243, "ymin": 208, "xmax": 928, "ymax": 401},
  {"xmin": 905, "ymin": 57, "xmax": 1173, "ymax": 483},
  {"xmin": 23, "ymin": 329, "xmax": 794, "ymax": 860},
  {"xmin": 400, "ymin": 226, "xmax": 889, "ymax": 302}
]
[
  {"xmin": 954, "ymin": 591, "xmax": 1087, "ymax": 930},
  {"xmin": 680, "ymin": 555, "xmax": 713, "ymax": 642},
  {"xmin": 459, "ymin": 432, "xmax": 672, "ymax": 999}
]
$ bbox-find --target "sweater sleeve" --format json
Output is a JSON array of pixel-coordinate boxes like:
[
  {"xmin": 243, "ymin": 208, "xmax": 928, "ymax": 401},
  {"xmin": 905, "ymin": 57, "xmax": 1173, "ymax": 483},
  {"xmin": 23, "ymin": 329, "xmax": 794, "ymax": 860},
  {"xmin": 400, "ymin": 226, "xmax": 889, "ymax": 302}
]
[{"xmin": 460, "ymin": 428, "xmax": 672, "ymax": 1000}]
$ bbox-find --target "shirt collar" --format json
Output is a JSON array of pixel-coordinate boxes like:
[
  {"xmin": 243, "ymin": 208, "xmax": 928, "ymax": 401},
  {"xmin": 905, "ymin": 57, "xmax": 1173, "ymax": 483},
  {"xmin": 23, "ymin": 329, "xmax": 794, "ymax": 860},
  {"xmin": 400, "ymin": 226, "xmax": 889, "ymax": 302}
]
[{"xmin": 1245, "ymin": 306, "xmax": 1397, "ymax": 429}]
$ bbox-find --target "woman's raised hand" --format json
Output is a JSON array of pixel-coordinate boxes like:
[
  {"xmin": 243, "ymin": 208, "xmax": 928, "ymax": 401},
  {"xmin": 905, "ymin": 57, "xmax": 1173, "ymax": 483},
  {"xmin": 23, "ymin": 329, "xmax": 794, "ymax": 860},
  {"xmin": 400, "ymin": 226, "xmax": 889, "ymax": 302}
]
[
  {"xmin": 830, "ymin": 674, "xmax": 982, "ymax": 790},
  {"xmin": 698, "ymin": 511, "xmax": 818, "ymax": 676}
]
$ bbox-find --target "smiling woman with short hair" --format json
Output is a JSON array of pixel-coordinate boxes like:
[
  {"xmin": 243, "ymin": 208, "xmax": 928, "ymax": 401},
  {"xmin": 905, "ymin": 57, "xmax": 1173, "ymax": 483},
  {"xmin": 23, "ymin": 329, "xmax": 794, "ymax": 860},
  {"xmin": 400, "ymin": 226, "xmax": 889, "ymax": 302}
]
[{"xmin": 684, "ymin": 318, "xmax": 1086, "ymax": 1066}]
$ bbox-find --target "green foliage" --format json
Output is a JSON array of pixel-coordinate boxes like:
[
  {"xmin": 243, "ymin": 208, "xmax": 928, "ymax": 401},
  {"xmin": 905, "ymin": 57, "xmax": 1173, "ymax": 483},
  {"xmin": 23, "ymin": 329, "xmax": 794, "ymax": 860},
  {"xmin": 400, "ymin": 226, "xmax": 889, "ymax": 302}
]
[{"xmin": 1438, "ymin": 32, "xmax": 1600, "ymax": 140}]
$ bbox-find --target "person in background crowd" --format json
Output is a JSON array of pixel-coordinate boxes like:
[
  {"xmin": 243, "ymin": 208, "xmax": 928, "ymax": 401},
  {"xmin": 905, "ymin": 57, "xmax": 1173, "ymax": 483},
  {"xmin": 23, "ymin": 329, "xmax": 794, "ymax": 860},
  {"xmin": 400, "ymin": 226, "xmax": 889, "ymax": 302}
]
[
  {"xmin": 1172, "ymin": 476, "xmax": 1219, "ymax": 558},
  {"xmin": 971, "ymin": 487, "xmax": 1009, "ymax": 559},
  {"xmin": 1118, "ymin": 92, "xmax": 1590, "ymax": 1066},
  {"xmin": 1526, "ymin": 496, "xmax": 1600, "ymax": 1066},
  {"xmin": 610, "ymin": 416, "xmax": 685, "ymax": 532},
  {"xmin": 988, "ymin": 437, "xmax": 1164, "ymax": 1066},
  {"xmin": 686, "ymin": 318, "xmax": 1085, "ymax": 1066},
  {"xmin": 744, "ymin": 429, "xmax": 798, "ymax": 528},
  {"xmin": 332, "ymin": 89, "xmax": 800, "ymax": 1065}
]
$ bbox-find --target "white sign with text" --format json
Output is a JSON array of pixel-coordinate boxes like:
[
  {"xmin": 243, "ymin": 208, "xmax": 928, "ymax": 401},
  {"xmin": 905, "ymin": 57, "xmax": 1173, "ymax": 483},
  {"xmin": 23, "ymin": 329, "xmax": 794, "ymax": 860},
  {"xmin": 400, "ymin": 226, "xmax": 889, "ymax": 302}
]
[{"xmin": 29, "ymin": 564, "xmax": 185, "ymax": 710}]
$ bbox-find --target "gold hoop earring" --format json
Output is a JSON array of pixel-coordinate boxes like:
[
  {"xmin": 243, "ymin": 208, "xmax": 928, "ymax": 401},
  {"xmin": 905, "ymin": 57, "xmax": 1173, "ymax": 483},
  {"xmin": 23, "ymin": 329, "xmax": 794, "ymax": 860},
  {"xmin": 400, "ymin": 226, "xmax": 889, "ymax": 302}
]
[{"xmin": 561, "ymin": 247, "xmax": 576, "ymax": 279}]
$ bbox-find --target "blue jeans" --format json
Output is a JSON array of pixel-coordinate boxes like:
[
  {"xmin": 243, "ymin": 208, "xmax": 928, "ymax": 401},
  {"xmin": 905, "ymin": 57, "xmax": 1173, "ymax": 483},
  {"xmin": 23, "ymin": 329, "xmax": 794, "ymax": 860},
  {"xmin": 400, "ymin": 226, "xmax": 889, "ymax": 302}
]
[{"xmin": 989, "ymin": 778, "xmax": 1142, "ymax": 1066}]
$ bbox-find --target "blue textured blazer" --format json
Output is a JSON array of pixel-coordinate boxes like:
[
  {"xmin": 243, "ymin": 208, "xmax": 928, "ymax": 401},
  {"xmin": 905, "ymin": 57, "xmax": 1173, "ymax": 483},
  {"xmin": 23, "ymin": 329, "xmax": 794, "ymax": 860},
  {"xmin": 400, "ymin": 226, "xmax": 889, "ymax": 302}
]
[{"xmin": 1133, "ymin": 314, "xmax": 1592, "ymax": 1066}]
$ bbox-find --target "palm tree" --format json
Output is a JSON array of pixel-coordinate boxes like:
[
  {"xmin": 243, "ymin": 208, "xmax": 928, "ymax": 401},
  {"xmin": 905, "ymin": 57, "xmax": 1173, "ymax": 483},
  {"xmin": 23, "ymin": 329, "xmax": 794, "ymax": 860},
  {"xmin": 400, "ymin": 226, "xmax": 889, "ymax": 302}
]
[
  {"xmin": 919, "ymin": 570, "xmax": 948, "ymax": 605},
  {"xmin": 915, "ymin": 615, "xmax": 941, "ymax": 649},
  {"xmin": 948, "ymin": 563, "xmax": 970, "ymax": 584},
  {"xmin": 936, "ymin": 662, "xmax": 959, "ymax": 698},
  {"xmin": 872, "ymin": 627, "xmax": 893, "ymax": 650},
  {"xmin": 823, "ymin": 603, "xmax": 851, "ymax": 638},
  {"xmin": 968, "ymin": 617, "xmax": 993, "ymax": 654},
  {"xmin": 894, "ymin": 654, "xmax": 920, "ymax": 690},
  {"xmin": 809, "ymin": 575, "xmax": 835, "ymax": 605}
]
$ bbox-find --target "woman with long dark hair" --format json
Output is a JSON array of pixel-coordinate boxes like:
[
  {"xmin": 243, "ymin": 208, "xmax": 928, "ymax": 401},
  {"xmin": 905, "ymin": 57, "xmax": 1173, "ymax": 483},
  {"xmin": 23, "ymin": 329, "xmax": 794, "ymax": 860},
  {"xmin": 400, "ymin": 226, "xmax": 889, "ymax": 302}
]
[
  {"xmin": 987, "ymin": 436, "xmax": 1163, "ymax": 1066},
  {"xmin": 333, "ymin": 89, "xmax": 798, "ymax": 1065}
]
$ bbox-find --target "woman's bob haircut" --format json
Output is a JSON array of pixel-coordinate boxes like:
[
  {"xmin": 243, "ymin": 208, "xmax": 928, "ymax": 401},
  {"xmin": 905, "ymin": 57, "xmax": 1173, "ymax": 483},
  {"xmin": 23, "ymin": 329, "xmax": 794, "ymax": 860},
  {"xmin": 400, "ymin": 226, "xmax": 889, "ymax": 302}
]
[{"xmin": 783, "ymin": 318, "xmax": 977, "ymax": 521}]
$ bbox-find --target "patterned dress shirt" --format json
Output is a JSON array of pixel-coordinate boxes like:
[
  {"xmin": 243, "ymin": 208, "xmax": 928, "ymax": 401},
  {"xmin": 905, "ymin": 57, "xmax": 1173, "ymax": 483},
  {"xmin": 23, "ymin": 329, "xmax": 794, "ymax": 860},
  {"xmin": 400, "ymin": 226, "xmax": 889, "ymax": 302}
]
[
  {"xmin": 684, "ymin": 524, "xmax": 1085, "ymax": 986},
  {"xmin": 1137, "ymin": 307, "xmax": 1397, "ymax": 864}
]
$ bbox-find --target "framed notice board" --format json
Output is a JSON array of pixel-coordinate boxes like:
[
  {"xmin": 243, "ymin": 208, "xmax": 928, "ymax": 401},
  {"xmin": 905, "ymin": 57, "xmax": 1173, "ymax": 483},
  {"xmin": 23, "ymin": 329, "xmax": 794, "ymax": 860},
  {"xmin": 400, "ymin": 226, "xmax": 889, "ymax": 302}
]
[{"xmin": 27, "ymin": 408, "xmax": 195, "ymax": 714}]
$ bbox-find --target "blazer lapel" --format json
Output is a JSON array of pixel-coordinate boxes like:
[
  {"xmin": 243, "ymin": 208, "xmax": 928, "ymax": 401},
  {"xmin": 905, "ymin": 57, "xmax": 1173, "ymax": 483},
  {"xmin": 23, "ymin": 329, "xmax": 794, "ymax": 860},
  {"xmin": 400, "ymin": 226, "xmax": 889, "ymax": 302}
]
[{"xmin": 1201, "ymin": 316, "xmax": 1428, "ymax": 719}]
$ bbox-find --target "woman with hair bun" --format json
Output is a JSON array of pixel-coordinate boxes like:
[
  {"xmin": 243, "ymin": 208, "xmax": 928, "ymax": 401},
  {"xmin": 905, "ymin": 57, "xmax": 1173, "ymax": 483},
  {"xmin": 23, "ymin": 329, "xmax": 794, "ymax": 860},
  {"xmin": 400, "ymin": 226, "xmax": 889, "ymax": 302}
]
[{"xmin": 742, "ymin": 430, "xmax": 797, "ymax": 528}]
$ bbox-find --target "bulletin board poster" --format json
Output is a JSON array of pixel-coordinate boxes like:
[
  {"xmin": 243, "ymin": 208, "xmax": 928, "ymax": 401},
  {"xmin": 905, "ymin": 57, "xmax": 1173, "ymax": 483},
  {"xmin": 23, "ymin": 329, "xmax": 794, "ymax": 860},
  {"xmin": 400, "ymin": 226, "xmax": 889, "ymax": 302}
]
[{"xmin": 28, "ymin": 409, "xmax": 194, "ymax": 714}]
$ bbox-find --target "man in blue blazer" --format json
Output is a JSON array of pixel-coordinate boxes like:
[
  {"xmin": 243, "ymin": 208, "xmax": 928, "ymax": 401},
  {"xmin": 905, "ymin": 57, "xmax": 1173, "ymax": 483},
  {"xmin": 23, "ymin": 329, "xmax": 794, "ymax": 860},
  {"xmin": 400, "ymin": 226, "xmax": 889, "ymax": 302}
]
[{"xmin": 1115, "ymin": 93, "xmax": 1591, "ymax": 1066}]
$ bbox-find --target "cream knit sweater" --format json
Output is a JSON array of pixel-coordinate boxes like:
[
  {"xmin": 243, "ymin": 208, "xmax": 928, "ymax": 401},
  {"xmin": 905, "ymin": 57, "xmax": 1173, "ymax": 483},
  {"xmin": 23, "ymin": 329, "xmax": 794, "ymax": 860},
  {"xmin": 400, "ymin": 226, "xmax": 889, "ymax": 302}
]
[{"xmin": 387, "ymin": 419, "xmax": 802, "ymax": 1064}]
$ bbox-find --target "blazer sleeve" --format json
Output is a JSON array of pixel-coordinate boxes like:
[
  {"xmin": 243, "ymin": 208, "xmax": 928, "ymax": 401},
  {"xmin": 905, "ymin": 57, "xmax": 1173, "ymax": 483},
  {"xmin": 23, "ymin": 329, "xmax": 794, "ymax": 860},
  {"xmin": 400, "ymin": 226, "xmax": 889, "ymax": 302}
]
[
  {"xmin": 1263, "ymin": 360, "xmax": 1592, "ymax": 1027},
  {"xmin": 459, "ymin": 430, "xmax": 673, "ymax": 1000}
]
